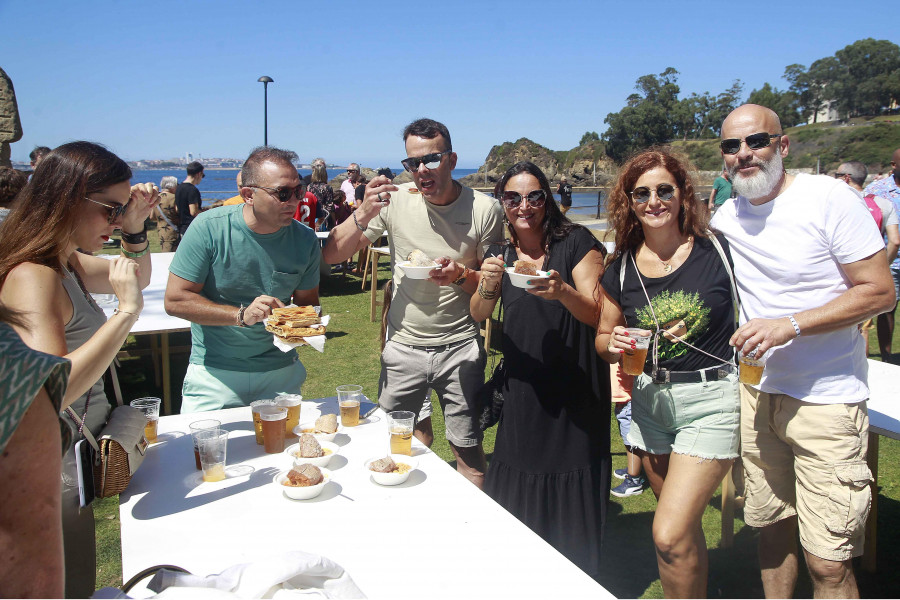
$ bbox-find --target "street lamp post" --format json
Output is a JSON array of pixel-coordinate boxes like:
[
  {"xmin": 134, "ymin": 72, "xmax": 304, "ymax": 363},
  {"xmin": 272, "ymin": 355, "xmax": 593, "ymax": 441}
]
[{"xmin": 257, "ymin": 76, "xmax": 274, "ymax": 146}]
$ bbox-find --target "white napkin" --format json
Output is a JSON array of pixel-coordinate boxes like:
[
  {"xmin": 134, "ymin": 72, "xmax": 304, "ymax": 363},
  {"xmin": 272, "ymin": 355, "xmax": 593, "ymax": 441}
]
[
  {"xmin": 271, "ymin": 310, "xmax": 330, "ymax": 354},
  {"xmin": 145, "ymin": 551, "xmax": 366, "ymax": 599}
]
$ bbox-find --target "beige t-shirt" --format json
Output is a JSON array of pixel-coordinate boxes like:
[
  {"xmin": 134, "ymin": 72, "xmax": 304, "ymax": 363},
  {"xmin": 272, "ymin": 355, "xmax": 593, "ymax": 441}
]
[{"xmin": 365, "ymin": 182, "xmax": 504, "ymax": 345}]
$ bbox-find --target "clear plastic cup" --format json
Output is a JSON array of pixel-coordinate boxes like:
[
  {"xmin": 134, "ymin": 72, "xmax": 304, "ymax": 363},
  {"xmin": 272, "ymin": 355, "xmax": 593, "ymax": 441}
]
[
  {"xmin": 337, "ymin": 385, "xmax": 363, "ymax": 427},
  {"xmin": 250, "ymin": 399, "xmax": 276, "ymax": 445},
  {"xmin": 387, "ymin": 411, "xmax": 415, "ymax": 455},
  {"xmin": 195, "ymin": 428, "xmax": 229, "ymax": 482},
  {"xmin": 622, "ymin": 328, "xmax": 652, "ymax": 376},
  {"xmin": 130, "ymin": 397, "xmax": 161, "ymax": 443},
  {"xmin": 189, "ymin": 419, "xmax": 221, "ymax": 470},
  {"xmin": 259, "ymin": 406, "xmax": 288, "ymax": 454}
]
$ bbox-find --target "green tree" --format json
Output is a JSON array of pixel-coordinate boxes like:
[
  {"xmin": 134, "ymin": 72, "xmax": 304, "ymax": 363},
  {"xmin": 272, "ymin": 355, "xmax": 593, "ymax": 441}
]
[
  {"xmin": 834, "ymin": 38, "xmax": 900, "ymax": 116},
  {"xmin": 747, "ymin": 82, "xmax": 802, "ymax": 127},
  {"xmin": 603, "ymin": 68, "xmax": 681, "ymax": 163},
  {"xmin": 579, "ymin": 131, "xmax": 600, "ymax": 146}
]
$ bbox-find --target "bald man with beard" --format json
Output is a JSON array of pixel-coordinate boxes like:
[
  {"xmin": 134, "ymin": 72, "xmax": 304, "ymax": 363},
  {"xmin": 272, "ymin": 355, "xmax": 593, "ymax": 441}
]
[{"xmin": 710, "ymin": 104, "xmax": 895, "ymax": 598}]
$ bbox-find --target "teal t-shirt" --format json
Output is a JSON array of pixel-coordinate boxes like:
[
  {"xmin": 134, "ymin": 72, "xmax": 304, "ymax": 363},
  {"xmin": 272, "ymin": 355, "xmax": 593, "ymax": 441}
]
[
  {"xmin": 169, "ymin": 205, "xmax": 321, "ymax": 372},
  {"xmin": 712, "ymin": 176, "xmax": 732, "ymax": 206}
]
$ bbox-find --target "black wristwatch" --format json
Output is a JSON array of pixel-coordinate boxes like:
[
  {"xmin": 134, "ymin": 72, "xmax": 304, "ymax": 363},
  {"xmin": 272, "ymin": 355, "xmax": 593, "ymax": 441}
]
[
  {"xmin": 121, "ymin": 229, "xmax": 148, "ymax": 245},
  {"xmin": 452, "ymin": 265, "xmax": 470, "ymax": 286}
]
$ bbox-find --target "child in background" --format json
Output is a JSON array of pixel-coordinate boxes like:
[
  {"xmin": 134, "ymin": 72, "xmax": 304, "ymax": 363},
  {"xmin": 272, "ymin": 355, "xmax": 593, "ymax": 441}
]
[{"xmin": 611, "ymin": 363, "xmax": 646, "ymax": 497}]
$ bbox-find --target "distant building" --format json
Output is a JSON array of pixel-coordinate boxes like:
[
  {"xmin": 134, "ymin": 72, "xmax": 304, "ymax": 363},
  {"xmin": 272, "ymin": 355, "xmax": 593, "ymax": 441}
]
[{"xmin": 808, "ymin": 99, "xmax": 840, "ymax": 124}]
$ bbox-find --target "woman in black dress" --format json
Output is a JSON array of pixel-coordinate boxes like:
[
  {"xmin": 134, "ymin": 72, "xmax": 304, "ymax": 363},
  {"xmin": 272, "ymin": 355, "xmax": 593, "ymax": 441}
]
[{"xmin": 471, "ymin": 161, "xmax": 610, "ymax": 579}]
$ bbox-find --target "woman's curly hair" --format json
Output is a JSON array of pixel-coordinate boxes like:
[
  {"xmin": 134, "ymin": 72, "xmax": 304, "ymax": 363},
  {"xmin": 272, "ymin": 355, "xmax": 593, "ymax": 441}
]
[{"xmin": 606, "ymin": 147, "xmax": 708, "ymax": 261}]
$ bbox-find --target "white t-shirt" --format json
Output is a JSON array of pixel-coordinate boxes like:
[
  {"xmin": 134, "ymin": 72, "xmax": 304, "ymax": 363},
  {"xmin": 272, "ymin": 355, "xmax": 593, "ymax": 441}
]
[
  {"xmin": 364, "ymin": 182, "xmax": 504, "ymax": 345},
  {"xmin": 711, "ymin": 174, "xmax": 884, "ymax": 404}
]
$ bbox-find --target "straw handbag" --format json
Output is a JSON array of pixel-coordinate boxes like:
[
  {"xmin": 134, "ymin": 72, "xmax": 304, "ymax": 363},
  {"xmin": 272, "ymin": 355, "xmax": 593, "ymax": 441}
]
[{"xmin": 66, "ymin": 362, "xmax": 149, "ymax": 498}]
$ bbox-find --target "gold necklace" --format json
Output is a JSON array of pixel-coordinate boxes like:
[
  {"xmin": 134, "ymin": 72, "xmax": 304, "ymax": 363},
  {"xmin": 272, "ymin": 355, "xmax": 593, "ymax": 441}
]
[{"xmin": 647, "ymin": 236, "xmax": 691, "ymax": 273}]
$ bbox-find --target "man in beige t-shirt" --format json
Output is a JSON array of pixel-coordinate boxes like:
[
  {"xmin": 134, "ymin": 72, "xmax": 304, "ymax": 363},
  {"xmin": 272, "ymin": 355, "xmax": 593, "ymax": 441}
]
[{"xmin": 323, "ymin": 118, "xmax": 504, "ymax": 487}]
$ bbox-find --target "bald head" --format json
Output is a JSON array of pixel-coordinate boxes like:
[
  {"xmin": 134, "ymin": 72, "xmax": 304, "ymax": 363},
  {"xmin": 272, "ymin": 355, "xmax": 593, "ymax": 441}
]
[
  {"xmin": 892, "ymin": 148, "xmax": 900, "ymax": 166},
  {"xmin": 722, "ymin": 104, "xmax": 783, "ymax": 138}
]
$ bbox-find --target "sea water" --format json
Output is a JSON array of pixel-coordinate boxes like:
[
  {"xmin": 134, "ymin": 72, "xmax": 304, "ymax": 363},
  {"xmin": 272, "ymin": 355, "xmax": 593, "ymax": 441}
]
[{"xmin": 130, "ymin": 167, "xmax": 604, "ymax": 217}]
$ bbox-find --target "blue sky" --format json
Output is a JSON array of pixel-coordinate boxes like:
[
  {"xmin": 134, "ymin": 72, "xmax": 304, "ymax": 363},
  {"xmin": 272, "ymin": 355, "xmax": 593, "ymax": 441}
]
[{"xmin": 1, "ymin": 0, "xmax": 894, "ymax": 168}]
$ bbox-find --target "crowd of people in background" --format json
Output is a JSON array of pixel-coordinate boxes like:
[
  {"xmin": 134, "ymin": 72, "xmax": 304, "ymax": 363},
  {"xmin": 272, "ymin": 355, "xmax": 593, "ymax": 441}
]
[{"xmin": 1, "ymin": 106, "xmax": 899, "ymax": 598}]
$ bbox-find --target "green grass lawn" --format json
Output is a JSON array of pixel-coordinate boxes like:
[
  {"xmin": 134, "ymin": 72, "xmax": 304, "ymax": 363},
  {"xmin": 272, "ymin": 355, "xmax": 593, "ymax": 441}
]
[{"xmin": 94, "ymin": 240, "xmax": 900, "ymax": 597}]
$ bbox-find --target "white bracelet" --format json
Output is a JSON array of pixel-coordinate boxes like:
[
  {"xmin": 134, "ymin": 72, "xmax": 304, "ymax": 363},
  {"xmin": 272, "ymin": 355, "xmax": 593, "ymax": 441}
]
[{"xmin": 788, "ymin": 315, "xmax": 801, "ymax": 337}]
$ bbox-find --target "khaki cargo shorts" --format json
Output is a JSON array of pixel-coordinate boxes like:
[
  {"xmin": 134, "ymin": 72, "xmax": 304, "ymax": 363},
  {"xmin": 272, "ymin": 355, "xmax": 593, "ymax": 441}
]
[{"xmin": 740, "ymin": 385, "xmax": 872, "ymax": 561}]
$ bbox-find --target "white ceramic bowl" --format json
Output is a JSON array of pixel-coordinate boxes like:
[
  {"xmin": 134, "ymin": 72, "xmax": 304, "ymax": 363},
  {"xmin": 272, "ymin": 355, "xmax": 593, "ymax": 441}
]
[
  {"xmin": 398, "ymin": 261, "xmax": 437, "ymax": 279},
  {"xmin": 286, "ymin": 440, "xmax": 340, "ymax": 468},
  {"xmin": 505, "ymin": 267, "xmax": 550, "ymax": 289},
  {"xmin": 275, "ymin": 467, "xmax": 331, "ymax": 500},
  {"xmin": 364, "ymin": 454, "xmax": 419, "ymax": 486},
  {"xmin": 293, "ymin": 420, "xmax": 339, "ymax": 442}
]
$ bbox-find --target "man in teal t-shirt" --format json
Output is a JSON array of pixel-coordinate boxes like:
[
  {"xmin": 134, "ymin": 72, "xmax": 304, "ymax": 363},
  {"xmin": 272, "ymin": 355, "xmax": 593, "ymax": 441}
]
[
  {"xmin": 165, "ymin": 147, "xmax": 320, "ymax": 412},
  {"xmin": 708, "ymin": 168, "xmax": 732, "ymax": 211}
]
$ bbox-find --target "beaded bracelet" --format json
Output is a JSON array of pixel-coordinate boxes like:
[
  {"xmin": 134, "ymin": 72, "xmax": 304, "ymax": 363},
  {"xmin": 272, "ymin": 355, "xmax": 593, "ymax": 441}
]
[
  {"xmin": 237, "ymin": 304, "xmax": 248, "ymax": 327},
  {"xmin": 352, "ymin": 212, "xmax": 366, "ymax": 232},
  {"xmin": 121, "ymin": 244, "xmax": 149, "ymax": 258},
  {"xmin": 477, "ymin": 278, "xmax": 499, "ymax": 299}
]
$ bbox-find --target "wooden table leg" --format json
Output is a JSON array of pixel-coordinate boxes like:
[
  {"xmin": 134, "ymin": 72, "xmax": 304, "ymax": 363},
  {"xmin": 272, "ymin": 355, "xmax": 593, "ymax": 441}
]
[
  {"xmin": 862, "ymin": 431, "xmax": 879, "ymax": 572},
  {"xmin": 161, "ymin": 333, "xmax": 172, "ymax": 416},
  {"xmin": 370, "ymin": 253, "xmax": 380, "ymax": 322},
  {"xmin": 150, "ymin": 334, "xmax": 161, "ymax": 386},
  {"xmin": 721, "ymin": 464, "xmax": 735, "ymax": 548}
]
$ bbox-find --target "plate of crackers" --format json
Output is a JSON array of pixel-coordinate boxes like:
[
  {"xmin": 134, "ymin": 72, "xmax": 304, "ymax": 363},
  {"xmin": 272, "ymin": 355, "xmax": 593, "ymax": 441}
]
[{"xmin": 265, "ymin": 305, "xmax": 330, "ymax": 352}]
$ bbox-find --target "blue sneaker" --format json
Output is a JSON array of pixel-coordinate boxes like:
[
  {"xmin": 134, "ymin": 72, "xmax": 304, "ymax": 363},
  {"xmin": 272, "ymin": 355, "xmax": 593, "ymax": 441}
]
[
  {"xmin": 611, "ymin": 474, "xmax": 645, "ymax": 497},
  {"xmin": 614, "ymin": 468, "xmax": 628, "ymax": 480}
]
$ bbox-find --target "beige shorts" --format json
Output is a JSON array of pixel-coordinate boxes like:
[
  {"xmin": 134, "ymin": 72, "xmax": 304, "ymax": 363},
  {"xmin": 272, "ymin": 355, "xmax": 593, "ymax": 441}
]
[{"xmin": 740, "ymin": 385, "xmax": 872, "ymax": 561}]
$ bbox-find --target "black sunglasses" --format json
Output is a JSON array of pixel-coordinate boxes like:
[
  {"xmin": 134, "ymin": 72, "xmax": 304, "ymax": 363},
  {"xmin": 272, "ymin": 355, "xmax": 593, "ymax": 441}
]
[
  {"xmin": 247, "ymin": 184, "xmax": 306, "ymax": 202},
  {"xmin": 834, "ymin": 172, "xmax": 850, "ymax": 179},
  {"xmin": 500, "ymin": 189, "xmax": 547, "ymax": 209},
  {"xmin": 629, "ymin": 184, "xmax": 676, "ymax": 203},
  {"xmin": 720, "ymin": 132, "xmax": 782, "ymax": 155},
  {"xmin": 85, "ymin": 196, "xmax": 128, "ymax": 223},
  {"xmin": 401, "ymin": 150, "xmax": 451, "ymax": 172}
]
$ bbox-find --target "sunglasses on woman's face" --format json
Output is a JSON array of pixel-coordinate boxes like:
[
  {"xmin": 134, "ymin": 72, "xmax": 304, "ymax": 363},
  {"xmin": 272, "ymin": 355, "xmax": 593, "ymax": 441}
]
[
  {"xmin": 629, "ymin": 184, "xmax": 676, "ymax": 203},
  {"xmin": 719, "ymin": 132, "xmax": 782, "ymax": 155},
  {"xmin": 500, "ymin": 189, "xmax": 547, "ymax": 209},
  {"xmin": 85, "ymin": 196, "xmax": 128, "ymax": 223}
]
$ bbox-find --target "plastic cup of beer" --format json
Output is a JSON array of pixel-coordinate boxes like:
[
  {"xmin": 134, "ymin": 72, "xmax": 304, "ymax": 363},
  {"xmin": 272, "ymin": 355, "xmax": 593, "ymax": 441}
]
[
  {"xmin": 189, "ymin": 419, "xmax": 221, "ymax": 471},
  {"xmin": 260, "ymin": 406, "xmax": 288, "ymax": 454},
  {"xmin": 276, "ymin": 394, "xmax": 303, "ymax": 435},
  {"xmin": 337, "ymin": 385, "xmax": 363, "ymax": 427},
  {"xmin": 387, "ymin": 410, "xmax": 415, "ymax": 455},
  {"xmin": 739, "ymin": 352, "xmax": 767, "ymax": 385},
  {"xmin": 250, "ymin": 399, "xmax": 275, "ymax": 445},
  {"xmin": 196, "ymin": 428, "xmax": 228, "ymax": 482},
  {"xmin": 621, "ymin": 328, "xmax": 652, "ymax": 376},
  {"xmin": 130, "ymin": 397, "xmax": 161, "ymax": 443}
]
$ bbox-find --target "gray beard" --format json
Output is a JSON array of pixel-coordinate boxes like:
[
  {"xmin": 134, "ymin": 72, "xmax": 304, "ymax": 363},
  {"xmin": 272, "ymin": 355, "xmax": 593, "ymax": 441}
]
[{"xmin": 730, "ymin": 152, "xmax": 784, "ymax": 200}]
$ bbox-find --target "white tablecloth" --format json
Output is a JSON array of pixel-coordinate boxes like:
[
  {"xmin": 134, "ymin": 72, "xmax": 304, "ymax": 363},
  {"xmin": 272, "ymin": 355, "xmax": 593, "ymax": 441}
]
[
  {"xmin": 119, "ymin": 399, "xmax": 611, "ymax": 599},
  {"xmin": 101, "ymin": 252, "xmax": 190, "ymax": 335},
  {"xmin": 866, "ymin": 359, "xmax": 900, "ymax": 440}
]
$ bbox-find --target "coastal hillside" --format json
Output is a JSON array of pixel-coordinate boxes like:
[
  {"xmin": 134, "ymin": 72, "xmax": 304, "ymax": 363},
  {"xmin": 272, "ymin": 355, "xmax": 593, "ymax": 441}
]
[{"xmin": 460, "ymin": 117, "xmax": 900, "ymax": 187}]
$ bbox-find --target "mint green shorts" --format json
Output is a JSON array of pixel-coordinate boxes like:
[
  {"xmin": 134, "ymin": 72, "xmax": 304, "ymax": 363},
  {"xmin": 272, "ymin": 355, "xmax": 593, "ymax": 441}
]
[
  {"xmin": 627, "ymin": 372, "xmax": 740, "ymax": 460},
  {"xmin": 180, "ymin": 361, "xmax": 307, "ymax": 414}
]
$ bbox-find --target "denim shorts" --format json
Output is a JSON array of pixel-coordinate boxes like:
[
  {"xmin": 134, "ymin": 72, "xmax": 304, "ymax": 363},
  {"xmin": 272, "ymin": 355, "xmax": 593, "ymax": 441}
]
[{"xmin": 627, "ymin": 372, "xmax": 740, "ymax": 460}]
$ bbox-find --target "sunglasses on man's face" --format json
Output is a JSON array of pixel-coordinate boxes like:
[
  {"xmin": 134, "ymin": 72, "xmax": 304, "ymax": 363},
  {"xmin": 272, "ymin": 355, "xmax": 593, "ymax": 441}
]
[
  {"xmin": 629, "ymin": 184, "xmax": 676, "ymax": 203},
  {"xmin": 401, "ymin": 150, "xmax": 451, "ymax": 172},
  {"xmin": 500, "ymin": 189, "xmax": 547, "ymax": 209},
  {"xmin": 247, "ymin": 184, "xmax": 306, "ymax": 202},
  {"xmin": 85, "ymin": 196, "xmax": 128, "ymax": 223},
  {"xmin": 720, "ymin": 132, "xmax": 782, "ymax": 155}
]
